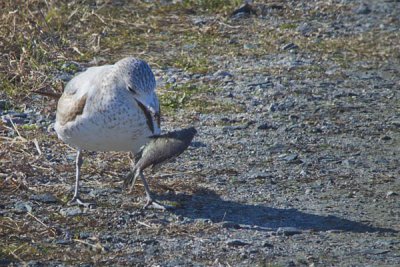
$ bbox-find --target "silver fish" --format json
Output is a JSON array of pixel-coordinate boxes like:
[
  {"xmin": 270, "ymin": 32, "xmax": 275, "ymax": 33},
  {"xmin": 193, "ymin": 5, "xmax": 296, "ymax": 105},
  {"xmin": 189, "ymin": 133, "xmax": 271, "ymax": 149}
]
[{"xmin": 125, "ymin": 127, "xmax": 197, "ymax": 209}]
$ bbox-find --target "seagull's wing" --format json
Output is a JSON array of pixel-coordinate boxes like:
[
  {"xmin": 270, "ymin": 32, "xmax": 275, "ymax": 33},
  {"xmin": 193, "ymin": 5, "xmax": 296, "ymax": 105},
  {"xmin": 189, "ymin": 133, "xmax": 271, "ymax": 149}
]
[{"xmin": 56, "ymin": 65, "xmax": 112, "ymax": 126}]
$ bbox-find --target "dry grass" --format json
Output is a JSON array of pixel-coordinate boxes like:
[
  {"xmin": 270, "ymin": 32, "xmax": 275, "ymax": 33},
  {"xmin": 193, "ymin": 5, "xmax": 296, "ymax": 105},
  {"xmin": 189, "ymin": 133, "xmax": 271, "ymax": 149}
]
[
  {"xmin": 1, "ymin": 0, "xmax": 399, "ymax": 265},
  {"xmin": 0, "ymin": 0, "xmax": 242, "ymax": 105}
]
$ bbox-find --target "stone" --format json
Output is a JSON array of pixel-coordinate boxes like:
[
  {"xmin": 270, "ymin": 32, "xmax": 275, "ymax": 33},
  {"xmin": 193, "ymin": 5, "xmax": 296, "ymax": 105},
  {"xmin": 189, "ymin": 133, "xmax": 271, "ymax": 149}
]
[
  {"xmin": 220, "ymin": 221, "xmax": 241, "ymax": 229},
  {"xmin": 226, "ymin": 239, "xmax": 249, "ymax": 247},
  {"xmin": 276, "ymin": 227, "xmax": 302, "ymax": 236},
  {"xmin": 281, "ymin": 43, "xmax": 299, "ymax": 51},
  {"xmin": 30, "ymin": 193, "xmax": 58, "ymax": 203},
  {"xmin": 59, "ymin": 207, "xmax": 83, "ymax": 217},
  {"xmin": 14, "ymin": 202, "xmax": 33, "ymax": 213}
]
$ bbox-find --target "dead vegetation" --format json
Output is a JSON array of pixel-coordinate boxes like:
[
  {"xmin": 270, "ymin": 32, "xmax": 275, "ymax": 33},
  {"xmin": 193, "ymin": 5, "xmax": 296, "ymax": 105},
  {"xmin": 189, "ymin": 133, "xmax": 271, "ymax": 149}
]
[{"xmin": 1, "ymin": 0, "xmax": 400, "ymax": 265}]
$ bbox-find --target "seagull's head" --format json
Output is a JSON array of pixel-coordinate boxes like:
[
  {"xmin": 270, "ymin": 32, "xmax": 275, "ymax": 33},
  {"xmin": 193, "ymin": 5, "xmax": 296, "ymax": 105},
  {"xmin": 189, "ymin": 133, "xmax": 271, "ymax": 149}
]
[{"xmin": 116, "ymin": 57, "xmax": 159, "ymax": 113}]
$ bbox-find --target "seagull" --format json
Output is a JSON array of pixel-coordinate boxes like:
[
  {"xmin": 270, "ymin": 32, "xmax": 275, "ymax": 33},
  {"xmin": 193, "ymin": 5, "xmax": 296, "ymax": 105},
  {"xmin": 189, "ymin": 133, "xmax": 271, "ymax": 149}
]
[{"xmin": 54, "ymin": 57, "xmax": 163, "ymax": 208}]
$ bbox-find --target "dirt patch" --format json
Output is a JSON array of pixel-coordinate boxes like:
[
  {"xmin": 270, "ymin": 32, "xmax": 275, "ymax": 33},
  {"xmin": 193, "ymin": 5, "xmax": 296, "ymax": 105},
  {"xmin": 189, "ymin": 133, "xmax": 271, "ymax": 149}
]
[{"xmin": 1, "ymin": 0, "xmax": 399, "ymax": 266}]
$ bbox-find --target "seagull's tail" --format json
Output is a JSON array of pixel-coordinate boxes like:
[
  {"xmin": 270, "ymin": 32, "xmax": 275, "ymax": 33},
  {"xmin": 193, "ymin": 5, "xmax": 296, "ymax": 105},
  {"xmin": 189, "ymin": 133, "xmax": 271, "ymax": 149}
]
[{"xmin": 32, "ymin": 89, "xmax": 62, "ymax": 99}]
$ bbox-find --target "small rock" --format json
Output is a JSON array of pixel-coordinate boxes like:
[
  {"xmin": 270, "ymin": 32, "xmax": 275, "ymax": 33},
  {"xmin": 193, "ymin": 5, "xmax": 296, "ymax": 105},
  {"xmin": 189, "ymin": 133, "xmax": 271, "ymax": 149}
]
[
  {"xmin": 222, "ymin": 122, "xmax": 252, "ymax": 132},
  {"xmin": 0, "ymin": 259, "xmax": 13, "ymax": 266},
  {"xmin": 166, "ymin": 77, "xmax": 176, "ymax": 84},
  {"xmin": 380, "ymin": 135, "xmax": 391, "ymax": 141},
  {"xmin": 362, "ymin": 249, "xmax": 390, "ymax": 255},
  {"xmin": 327, "ymin": 229, "xmax": 344, "ymax": 234},
  {"xmin": 281, "ymin": 153, "xmax": 298, "ymax": 162},
  {"xmin": 354, "ymin": 4, "xmax": 371, "ymax": 15},
  {"xmin": 183, "ymin": 44, "xmax": 196, "ymax": 50},
  {"xmin": 0, "ymin": 100, "xmax": 9, "ymax": 110},
  {"xmin": 258, "ymin": 123, "xmax": 273, "ymax": 130},
  {"xmin": 228, "ymin": 38, "xmax": 239, "ymax": 44},
  {"xmin": 10, "ymin": 112, "xmax": 28, "ymax": 118},
  {"xmin": 192, "ymin": 17, "xmax": 208, "ymax": 26},
  {"xmin": 195, "ymin": 218, "xmax": 212, "ymax": 224},
  {"xmin": 226, "ymin": 239, "xmax": 249, "ymax": 247},
  {"xmin": 60, "ymin": 207, "xmax": 83, "ymax": 217},
  {"xmin": 14, "ymin": 202, "xmax": 33, "ymax": 213},
  {"xmin": 263, "ymin": 242, "xmax": 274, "ymax": 248},
  {"xmin": 214, "ymin": 70, "xmax": 233, "ymax": 78},
  {"xmin": 220, "ymin": 221, "xmax": 241, "ymax": 229},
  {"xmin": 30, "ymin": 193, "xmax": 58, "ymax": 203},
  {"xmin": 268, "ymin": 143, "xmax": 285, "ymax": 153},
  {"xmin": 281, "ymin": 42, "xmax": 299, "ymax": 51},
  {"xmin": 26, "ymin": 260, "xmax": 44, "ymax": 267},
  {"xmin": 390, "ymin": 120, "xmax": 400, "ymax": 128},
  {"xmin": 55, "ymin": 239, "xmax": 72, "ymax": 245},
  {"xmin": 297, "ymin": 23, "xmax": 313, "ymax": 36},
  {"xmin": 79, "ymin": 232, "xmax": 91, "ymax": 239},
  {"xmin": 231, "ymin": 3, "xmax": 256, "ymax": 17},
  {"xmin": 243, "ymin": 43, "xmax": 257, "ymax": 50},
  {"xmin": 249, "ymin": 171, "xmax": 270, "ymax": 179},
  {"xmin": 276, "ymin": 227, "xmax": 302, "ymax": 236},
  {"xmin": 386, "ymin": 191, "xmax": 398, "ymax": 198}
]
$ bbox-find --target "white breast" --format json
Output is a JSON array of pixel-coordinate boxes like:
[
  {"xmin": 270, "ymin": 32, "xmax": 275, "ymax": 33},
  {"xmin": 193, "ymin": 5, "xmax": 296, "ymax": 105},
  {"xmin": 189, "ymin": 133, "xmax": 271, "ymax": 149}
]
[{"xmin": 54, "ymin": 63, "xmax": 159, "ymax": 154}]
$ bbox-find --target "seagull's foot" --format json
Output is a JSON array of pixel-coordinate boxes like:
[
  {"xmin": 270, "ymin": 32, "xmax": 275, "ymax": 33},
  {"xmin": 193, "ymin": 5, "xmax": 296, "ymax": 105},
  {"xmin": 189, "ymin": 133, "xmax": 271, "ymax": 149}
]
[
  {"xmin": 143, "ymin": 197, "xmax": 171, "ymax": 211},
  {"xmin": 68, "ymin": 196, "xmax": 96, "ymax": 209}
]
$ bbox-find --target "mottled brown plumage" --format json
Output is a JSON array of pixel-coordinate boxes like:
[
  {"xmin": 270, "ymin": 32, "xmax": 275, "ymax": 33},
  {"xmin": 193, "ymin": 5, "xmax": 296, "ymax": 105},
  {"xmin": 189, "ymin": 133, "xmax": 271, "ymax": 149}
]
[{"xmin": 56, "ymin": 93, "xmax": 87, "ymax": 126}]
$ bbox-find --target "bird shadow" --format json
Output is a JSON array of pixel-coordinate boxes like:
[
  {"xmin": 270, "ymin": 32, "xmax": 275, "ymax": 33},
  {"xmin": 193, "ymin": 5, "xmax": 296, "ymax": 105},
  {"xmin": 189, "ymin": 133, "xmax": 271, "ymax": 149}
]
[{"xmin": 157, "ymin": 188, "xmax": 397, "ymax": 234}]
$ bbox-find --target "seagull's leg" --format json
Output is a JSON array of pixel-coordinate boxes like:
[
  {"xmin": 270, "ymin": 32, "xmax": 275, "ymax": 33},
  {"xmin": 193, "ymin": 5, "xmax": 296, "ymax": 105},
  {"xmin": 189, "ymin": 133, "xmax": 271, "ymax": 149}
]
[
  {"xmin": 124, "ymin": 152, "xmax": 141, "ymax": 189},
  {"xmin": 68, "ymin": 150, "xmax": 95, "ymax": 208},
  {"xmin": 126, "ymin": 168, "xmax": 139, "ymax": 192},
  {"xmin": 137, "ymin": 169, "xmax": 168, "ymax": 210}
]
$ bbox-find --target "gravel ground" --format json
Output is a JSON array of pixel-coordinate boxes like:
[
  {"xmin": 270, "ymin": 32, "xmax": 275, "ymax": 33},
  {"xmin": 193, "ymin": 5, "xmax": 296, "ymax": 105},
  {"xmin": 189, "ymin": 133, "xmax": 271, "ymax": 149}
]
[{"xmin": 1, "ymin": 0, "xmax": 400, "ymax": 266}]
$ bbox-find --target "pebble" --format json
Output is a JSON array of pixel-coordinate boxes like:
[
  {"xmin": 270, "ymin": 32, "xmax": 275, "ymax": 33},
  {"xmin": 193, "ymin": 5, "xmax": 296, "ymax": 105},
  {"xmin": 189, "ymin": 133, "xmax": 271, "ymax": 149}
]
[
  {"xmin": 220, "ymin": 221, "xmax": 241, "ymax": 229},
  {"xmin": 0, "ymin": 100, "xmax": 9, "ymax": 110},
  {"xmin": 59, "ymin": 207, "xmax": 83, "ymax": 217},
  {"xmin": 269, "ymin": 100, "xmax": 295, "ymax": 112},
  {"xmin": 214, "ymin": 70, "xmax": 233, "ymax": 78},
  {"xmin": 268, "ymin": 143, "xmax": 285, "ymax": 153},
  {"xmin": 249, "ymin": 171, "xmax": 270, "ymax": 179},
  {"xmin": 30, "ymin": 193, "xmax": 58, "ymax": 203},
  {"xmin": 361, "ymin": 249, "xmax": 390, "ymax": 255},
  {"xmin": 389, "ymin": 120, "xmax": 400, "ymax": 128},
  {"xmin": 386, "ymin": 191, "xmax": 397, "ymax": 198},
  {"xmin": 14, "ymin": 202, "xmax": 33, "ymax": 213},
  {"xmin": 257, "ymin": 123, "xmax": 273, "ymax": 130},
  {"xmin": 222, "ymin": 122, "xmax": 252, "ymax": 133},
  {"xmin": 380, "ymin": 135, "xmax": 391, "ymax": 141},
  {"xmin": 243, "ymin": 44, "xmax": 257, "ymax": 50},
  {"xmin": 226, "ymin": 239, "xmax": 249, "ymax": 247},
  {"xmin": 195, "ymin": 218, "xmax": 212, "ymax": 224},
  {"xmin": 263, "ymin": 242, "xmax": 274, "ymax": 248},
  {"xmin": 55, "ymin": 239, "xmax": 73, "ymax": 245},
  {"xmin": 79, "ymin": 232, "xmax": 91, "ymax": 239},
  {"xmin": 26, "ymin": 260, "xmax": 45, "ymax": 267},
  {"xmin": 276, "ymin": 227, "xmax": 302, "ymax": 236},
  {"xmin": 354, "ymin": 4, "xmax": 371, "ymax": 15},
  {"xmin": 192, "ymin": 17, "xmax": 208, "ymax": 26},
  {"xmin": 297, "ymin": 23, "xmax": 313, "ymax": 36},
  {"xmin": 280, "ymin": 153, "xmax": 298, "ymax": 162},
  {"xmin": 231, "ymin": 3, "xmax": 256, "ymax": 17},
  {"xmin": 0, "ymin": 259, "xmax": 13, "ymax": 266},
  {"xmin": 281, "ymin": 42, "xmax": 299, "ymax": 51}
]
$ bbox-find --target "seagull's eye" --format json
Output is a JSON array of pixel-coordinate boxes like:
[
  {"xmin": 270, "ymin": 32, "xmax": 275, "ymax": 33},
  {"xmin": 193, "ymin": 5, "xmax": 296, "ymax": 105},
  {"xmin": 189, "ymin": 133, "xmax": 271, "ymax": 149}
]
[{"xmin": 128, "ymin": 86, "xmax": 136, "ymax": 94}]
